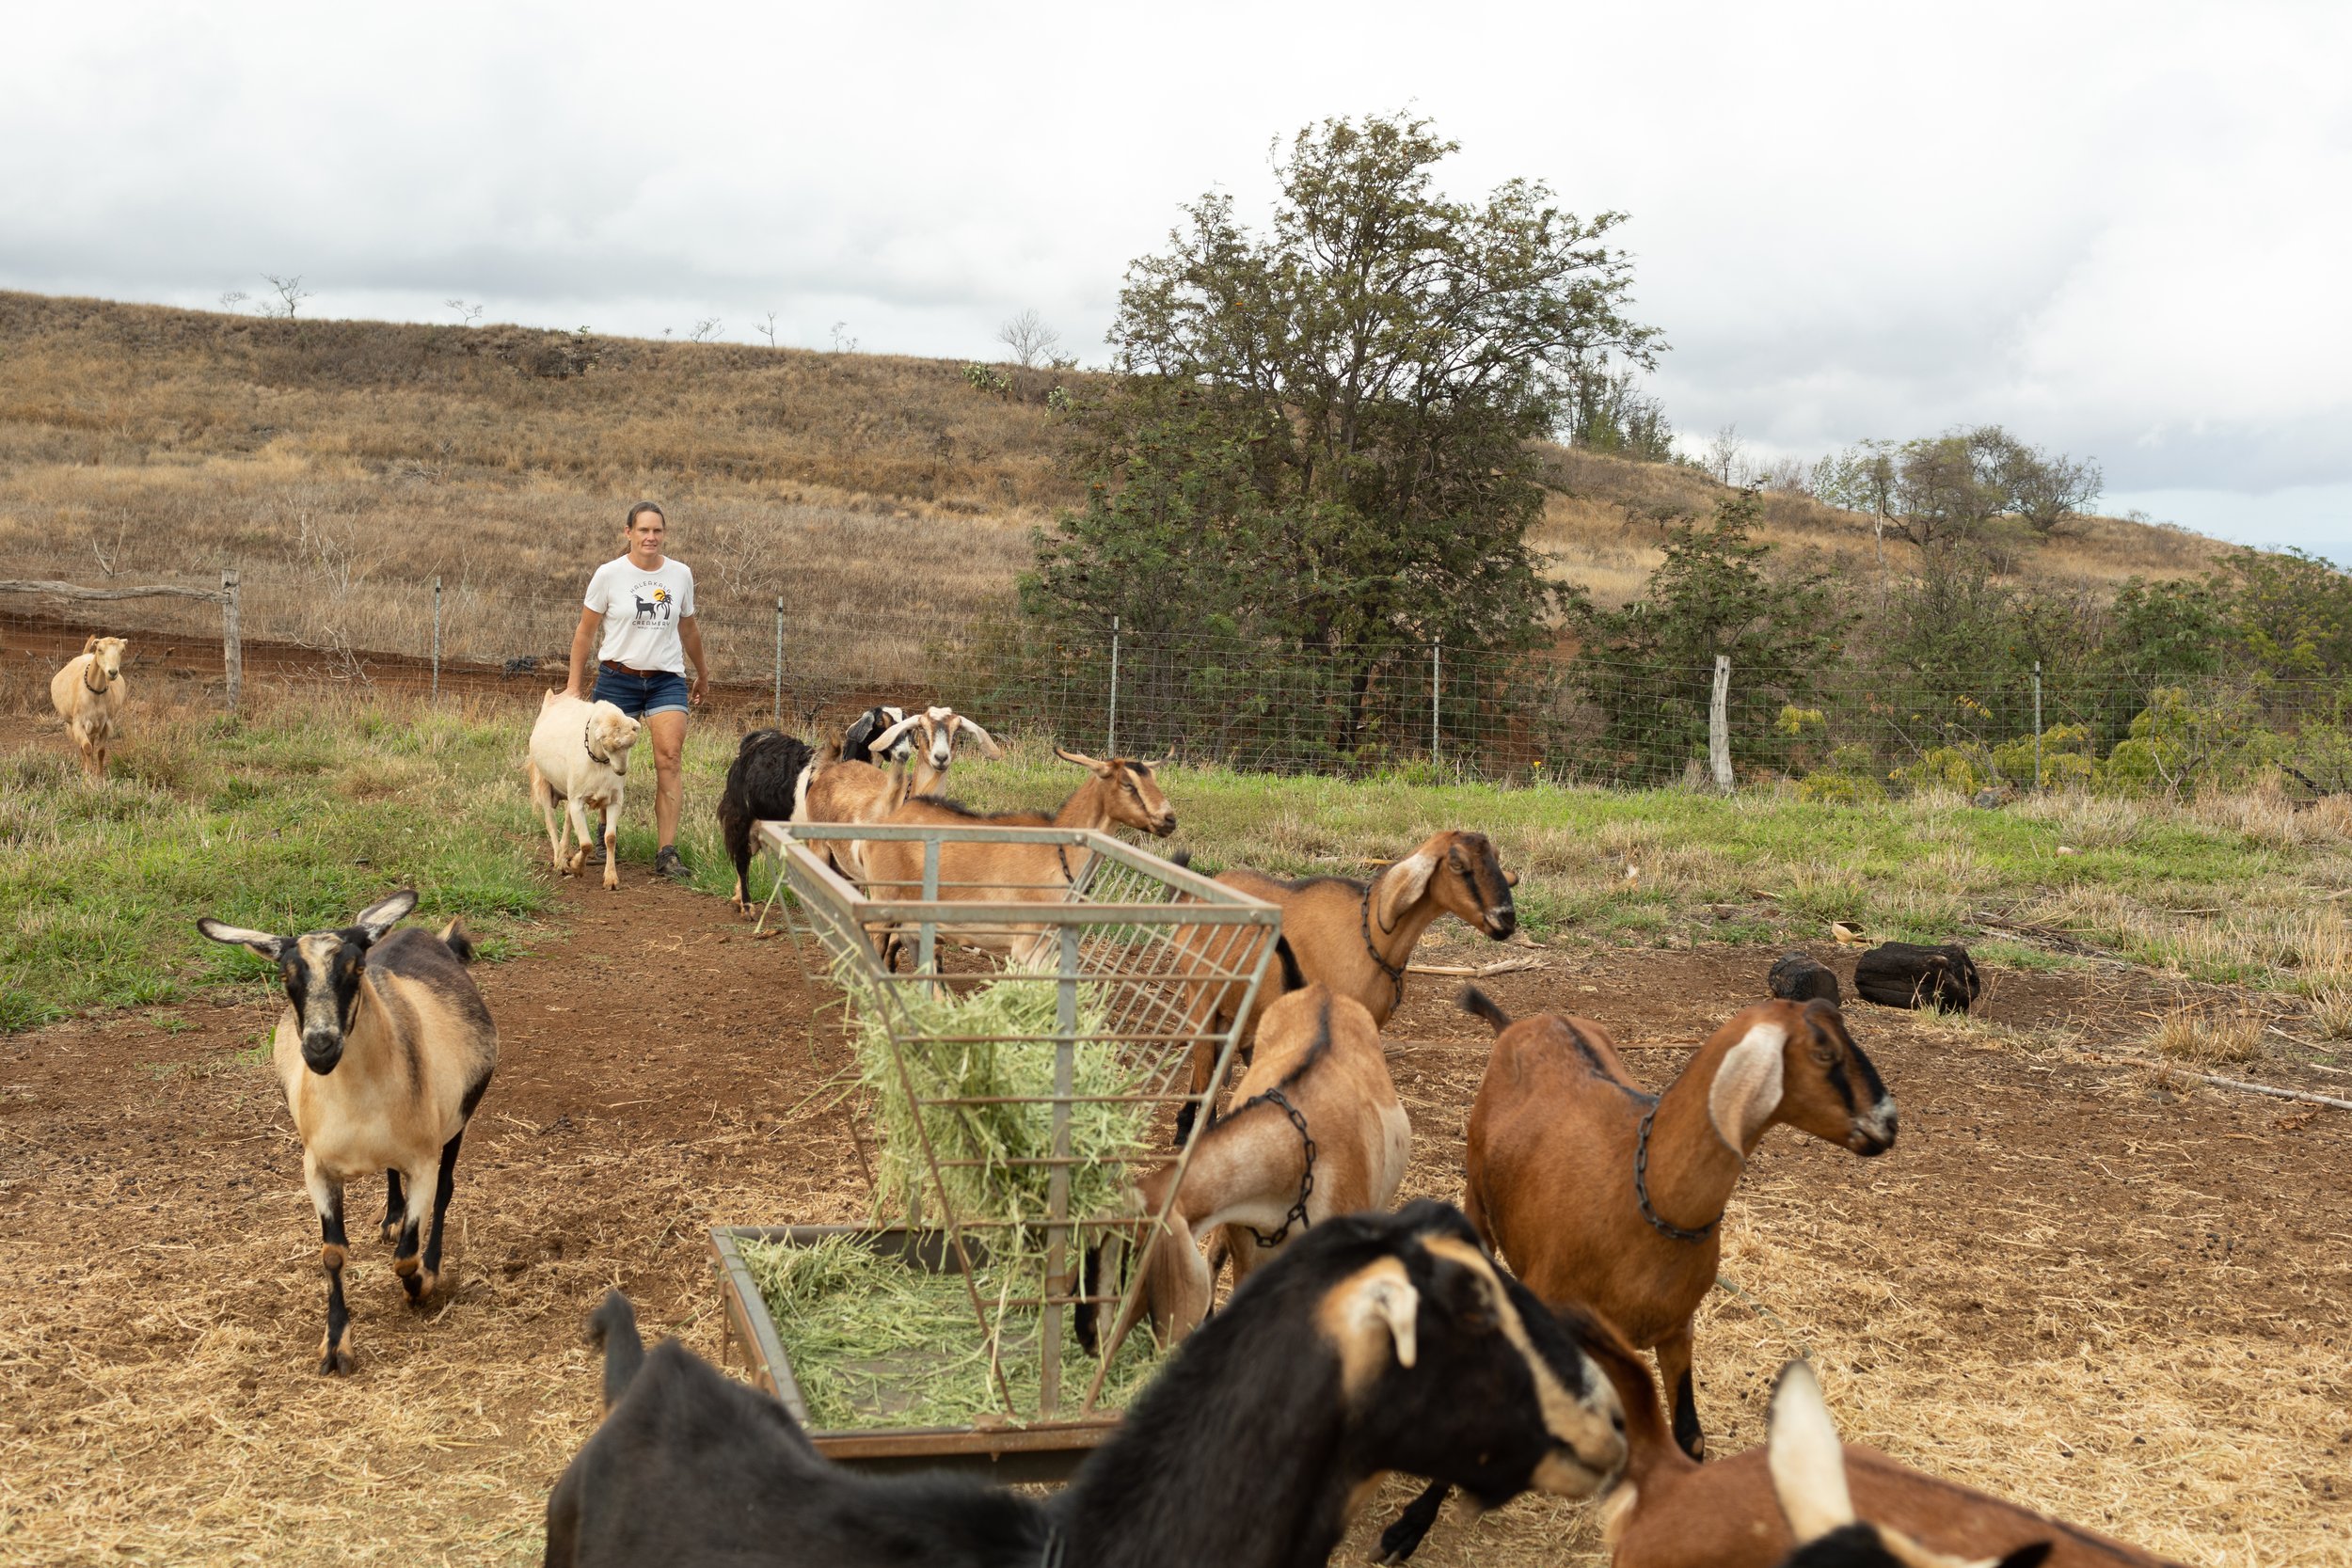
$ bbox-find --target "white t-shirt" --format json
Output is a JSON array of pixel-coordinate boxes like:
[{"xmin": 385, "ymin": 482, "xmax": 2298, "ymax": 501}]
[{"xmin": 584, "ymin": 556, "xmax": 696, "ymax": 673}]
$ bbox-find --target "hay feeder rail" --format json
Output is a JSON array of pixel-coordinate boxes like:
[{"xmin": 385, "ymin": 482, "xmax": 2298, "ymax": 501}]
[{"xmin": 715, "ymin": 820, "xmax": 1281, "ymax": 1476}]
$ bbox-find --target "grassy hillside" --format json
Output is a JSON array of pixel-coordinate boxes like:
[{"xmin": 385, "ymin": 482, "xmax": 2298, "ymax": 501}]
[{"xmin": 0, "ymin": 290, "xmax": 2225, "ymax": 690}]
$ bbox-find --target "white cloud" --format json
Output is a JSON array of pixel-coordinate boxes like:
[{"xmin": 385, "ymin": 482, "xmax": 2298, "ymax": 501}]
[{"xmin": 4, "ymin": 0, "xmax": 2347, "ymax": 554}]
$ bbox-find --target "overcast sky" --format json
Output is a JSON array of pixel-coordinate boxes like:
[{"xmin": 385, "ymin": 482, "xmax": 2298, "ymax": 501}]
[{"xmin": 7, "ymin": 1, "xmax": 2346, "ymax": 558}]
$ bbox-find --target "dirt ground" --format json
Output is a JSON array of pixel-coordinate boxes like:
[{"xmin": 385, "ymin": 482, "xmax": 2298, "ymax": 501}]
[{"xmin": 4, "ymin": 833, "xmax": 2350, "ymax": 1562}]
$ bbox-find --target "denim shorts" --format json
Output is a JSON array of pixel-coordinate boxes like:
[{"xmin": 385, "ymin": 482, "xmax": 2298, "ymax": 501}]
[{"xmin": 592, "ymin": 665, "xmax": 691, "ymax": 719}]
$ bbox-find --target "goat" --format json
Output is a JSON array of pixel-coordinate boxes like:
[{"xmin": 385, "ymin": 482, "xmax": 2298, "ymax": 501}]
[
  {"xmin": 49, "ymin": 634, "xmax": 129, "ymax": 778},
  {"xmin": 1173, "ymin": 830, "xmax": 1519, "ymax": 1144},
  {"xmin": 1388, "ymin": 1314, "xmax": 2154, "ymax": 1567},
  {"xmin": 851, "ymin": 749, "xmax": 1176, "ymax": 966},
  {"xmin": 1764, "ymin": 1363, "xmax": 2052, "ymax": 1568},
  {"xmin": 718, "ymin": 728, "xmax": 818, "ymax": 911},
  {"xmin": 839, "ymin": 703, "xmax": 908, "ymax": 765},
  {"xmin": 527, "ymin": 691, "xmax": 643, "ymax": 891},
  {"xmin": 733, "ymin": 709, "xmax": 1002, "ymax": 911},
  {"xmin": 796, "ymin": 753, "xmax": 919, "ymax": 890},
  {"xmin": 544, "ymin": 1200, "xmax": 1628, "ymax": 1568},
  {"xmin": 1462, "ymin": 990, "xmax": 1895, "ymax": 1463},
  {"xmin": 1094, "ymin": 985, "xmax": 1410, "ymax": 1354},
  {"xmin": 196, "ymin": 891, "xmax": 497, "ymax": 1374}
]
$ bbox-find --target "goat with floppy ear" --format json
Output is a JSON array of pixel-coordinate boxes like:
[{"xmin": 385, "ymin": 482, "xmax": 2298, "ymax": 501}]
[
  {"xmin": 1463, "ymin": 990, "xmax": 1895, "ymax": 1464},
  {"xmin": 196, "ymin": 891, "xmax": 496, "ymax": 1374},
  {"xmin": 545, "ymin": 1202, "xmax": 1628, "ymax": 1568},
  {"xmin": 1171, "ymin": 829, "xmax": 1518, "ymax": 1144},
  {"xmin": 1386, "ymin": 1312, "xmax": 2156, "ymax": 1567}
]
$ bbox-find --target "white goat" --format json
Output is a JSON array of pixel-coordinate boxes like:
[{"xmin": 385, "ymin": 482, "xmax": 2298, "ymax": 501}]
[
  {"xmin": 50, "ymin": 635, "xmax": 129, "ymax": 778},
  {"xmin": 527, "ymin": 691, "xmax": 643, "ymax": 891}
]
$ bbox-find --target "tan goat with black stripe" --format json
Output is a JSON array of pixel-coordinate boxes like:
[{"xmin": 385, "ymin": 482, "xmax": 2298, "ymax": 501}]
[{"xmin": 199, "ymin": 890, "xmax": 497, "ymax": 1374}]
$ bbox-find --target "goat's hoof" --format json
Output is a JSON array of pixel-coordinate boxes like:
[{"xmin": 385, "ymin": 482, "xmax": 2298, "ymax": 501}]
[
  {"xmin": 317, "ymin": 1333, "xmax": 357, "ymax": 1376},
  {"xmin": 378, "ymin": 1221, "xmax": 399, "ymax": 1245},
  {"xmin": 403, "ymin": 1267, "xmax": 439, "ymax": 1304}
]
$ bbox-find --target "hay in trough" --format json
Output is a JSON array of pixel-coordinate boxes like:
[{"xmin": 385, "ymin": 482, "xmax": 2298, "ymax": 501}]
[
  {"xmin": 843, "ymin": 965, "xmax": 1156, "ymax": 1241},
  {"xmin": 737, "ymin": 1231, "xmax": 1168, "ymax": 1432}
]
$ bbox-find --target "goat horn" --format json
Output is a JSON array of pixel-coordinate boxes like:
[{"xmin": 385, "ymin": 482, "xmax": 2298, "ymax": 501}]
[{"xmin": 1055, "ymin": 747, "xmax": 1104, "ymax": 770}]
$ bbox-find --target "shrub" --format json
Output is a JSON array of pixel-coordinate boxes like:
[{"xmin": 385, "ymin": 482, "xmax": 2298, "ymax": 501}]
[{"xmin": 1892, "ymin": 743, "xmax": 1992, "ymax": 795}]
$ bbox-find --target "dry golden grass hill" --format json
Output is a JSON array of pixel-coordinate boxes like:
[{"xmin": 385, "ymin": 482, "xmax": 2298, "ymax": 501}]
[{"xmin": 0, "ymin": 289, "xmax": 2226, "ymax": 689}]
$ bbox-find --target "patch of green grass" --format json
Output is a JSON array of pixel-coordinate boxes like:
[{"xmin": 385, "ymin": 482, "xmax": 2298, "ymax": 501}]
[
  {"xmin": 929, "ymin": 739, "xmax": 2352, "ymax": 993},
  {"xmin": 1, "ymin": 701, "xmax": 551, "ymax": 1032}
]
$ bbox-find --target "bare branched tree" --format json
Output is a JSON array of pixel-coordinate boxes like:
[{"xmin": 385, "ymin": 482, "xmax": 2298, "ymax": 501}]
[
  {"xmin": 690, "ymin": 316, "xmax": 723, "ymax": 343},
  {"xmin": 1706, "ymin": 424, "xmax": 1746, "ymax": 486},
  {"xmin": 259, "ymin": 274, "xmax": 314, "ymax": 320},
  {"xmin": 87, "ymin": 510, "xmax": 134, "ymax": 578},
  {"xmin": 444, "ymin": 297, "xmax": 485, "ymax": 328},
  {"xmin": 755, "ymin": 310, "xmax": 781, "ymax": 348},
  {"xmin": 218, "ymin": 289, "xmax": 249, "ymax": 313},
  {"xmin": 996, "ymin": 308, "xmax": 1062, "ymax": 368},
  {"xmin": 830, "ymin": 320, "xmax": 858, "ymax": 354}
]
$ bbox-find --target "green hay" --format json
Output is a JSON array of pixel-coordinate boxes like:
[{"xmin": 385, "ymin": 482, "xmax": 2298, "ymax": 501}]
[
  {"xmin": 738, "ymin": 1232, "xmax": 1168, "ymax": 1432},
  {"xmin": 845, "ymin": 966, "xmax": 1156, "ymax": 1239}
]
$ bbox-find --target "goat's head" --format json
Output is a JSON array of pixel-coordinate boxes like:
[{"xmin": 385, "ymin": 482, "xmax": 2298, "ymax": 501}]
[
  {"xmin": 197, "ymin": 890, "xmax": 419, "ymax": 1075},
  {"xmin": 1706, "ymin": 999, "xmax": 1897, "ymax": 1159},
  {"xmin": 872, "ymin": 705, "xmax": 1005, "ymax": 774},
  {"xmin": 586, "ymin": 702, "xmax": 643, "ymax": 774},
  {"xmin": 1768, "ymin": 1361, "xmax": 2048, "ymax": 1568},
  {"xmin": 1374, "ymin": 830, "xmax": 1518, "ymax": 941},
  {"xmin": 1249, "ymin": 1200, "xmax": 1625, "ymax": 1508},
  {"xmin": 1056, "ymin": 747, "xmax": 1177, "ymax": 836},
  {"xmin": 82, "ymin": 635, "xmax": 128, "ymax": 685}
]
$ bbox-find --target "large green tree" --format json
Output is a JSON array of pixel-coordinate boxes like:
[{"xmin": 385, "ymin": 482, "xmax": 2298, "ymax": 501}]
[{"xmin": 1024, "ymin": 112, "xmax": 1659, "ymax": 751}]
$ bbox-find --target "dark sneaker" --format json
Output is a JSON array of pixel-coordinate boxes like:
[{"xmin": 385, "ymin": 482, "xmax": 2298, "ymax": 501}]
[{"xmin": 654, "ymin": 846, "xmax": 690, "ymax": 881}]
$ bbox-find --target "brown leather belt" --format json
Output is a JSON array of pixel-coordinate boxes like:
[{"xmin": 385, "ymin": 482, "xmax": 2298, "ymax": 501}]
[{"xmin": 599, "ymin": 659, "xmax": 666, "ymax": 675}]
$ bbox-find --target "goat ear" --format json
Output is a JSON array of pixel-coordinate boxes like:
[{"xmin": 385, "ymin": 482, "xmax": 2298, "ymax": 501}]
[
  {"xmin": 196, "ymin": 918, "xmax": 284, "ymax": 960},
  {"xmin": 1373, "ymin": 852, "xmax": 1438, "ymax": 933},
  {"xmin": 352, "ymin": 889, "xmax": 419, "ymax": 944},
  {"xmin": 871, "ymin": 714, "xmax": 922, "ymax": 753},
  {"xmin": 1766, "ymin": 1360, "xmax": 1854, "ymax": 1544},
  {"xmin": 1324, "ymin": 1261, "xmax": 1421, "ymax": 1392},
  {"xmin": 1708, "ymin": 1018, "xmax": 1788, "ymax": 1153},
  {"xmin": 1055, "ymin": 747, "xmax": 1107, "ymax": 773},
  {"xmin": 957, "ymin": 718, "xmax": 1005, "ymax": 758}
]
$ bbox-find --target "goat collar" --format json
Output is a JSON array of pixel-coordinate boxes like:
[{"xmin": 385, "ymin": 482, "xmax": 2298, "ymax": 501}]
[
  {"xmin": 83, "ymin": 657, "xmax": 111, "ymax": 694},
  {"xmin": 1634, "ymin": 1100, "xmax": 1721, "ymax": 1243},
  {"xmin": 582, "ymin": 718, "xmax": 611, "ymax": 767},
  {"xmin": 1358, "ymin": 872, "xmax": 1408, "ymax": 1011}
]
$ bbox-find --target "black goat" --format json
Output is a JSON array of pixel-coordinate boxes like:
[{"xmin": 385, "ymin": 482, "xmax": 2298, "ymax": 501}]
[
  {"xmin": 717, "ymin": 728, "xmax": 818, "ymax": 911},
  {"xmin": 840, "ymin": 704, "xmax": 910, "ymax": 765},
  {"xmin": 545, "ymin": 1200, "xmax": 1628, "ymax": 1568}
]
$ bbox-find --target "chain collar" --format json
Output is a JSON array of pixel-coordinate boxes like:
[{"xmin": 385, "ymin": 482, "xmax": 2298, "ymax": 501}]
[
  {"xmin": 582, "ymin": 718, "xmax": 611, "ymax": 767},
  {"xmin": 1358, "ymin": 869, "xmax": 1407, "ymax": 1012},
  {"xmin": 1634, "ymin": 1101, "xmax": 1719, "ymax": 1243},
  {"xmin": 1243, "ymin": 1086, "xmax": 1318, "ymax": 1248}
]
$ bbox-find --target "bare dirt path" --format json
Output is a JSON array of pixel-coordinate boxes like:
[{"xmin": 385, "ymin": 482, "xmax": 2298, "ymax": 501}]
[{"xmin": 2, "ymin": 887, "xmax": 2347, "ymax": 1564}]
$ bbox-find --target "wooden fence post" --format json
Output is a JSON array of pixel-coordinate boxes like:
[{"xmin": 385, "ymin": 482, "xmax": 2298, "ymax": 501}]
[
  {"xmin": 221, "ymin": 568, "xmax": 242, "ymax": 713},
  {"xmin": 1708, "ymin": 655, "xmax": 1733, "ymax": 794}
]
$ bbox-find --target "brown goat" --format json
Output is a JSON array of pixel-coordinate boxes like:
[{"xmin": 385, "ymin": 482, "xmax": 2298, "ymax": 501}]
[
  {"xmin": 197, "ymin": 892, "xmax": 497, "ymax": 1375},
  {"xmin": 852, "ymin": 749, "xmax": 1176, "ymax": 965},
  {"xmin": 1384, "ymin": 1312, "xmax": 2156, "ymax": 1568},
  {"xmin": 797, "ymin": 754, "xmax": 917, "ymax": 882},
  {"xmin": 1173, "ymin": 830, "xmax": 1518, "ymax": 1142},
  {"xmin": 1100, "ymin": 986, "xmax": 1410, "ymax": 1354},
  {"xmin": 1463, "ymin": 990, "xmax": 1896, "ymax": 1462},
  {"xmin": 50, "ymin": 634, "xmax": 129, "ymax": 778}
]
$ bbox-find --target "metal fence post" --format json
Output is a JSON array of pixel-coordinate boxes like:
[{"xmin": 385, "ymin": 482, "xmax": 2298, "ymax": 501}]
[
  {"xmin": 772, "ymin": 596, "xmax": 784, "ymax": 725},
  {"xmin": 1431, "ymin": 641, "xmax": 1441, "ymax": 761},
  {"xmin": 2032, "ymin": 660, "xmax": 2043, "ymax": 791},
  {"xmin": 431, "ymin": 576, "xmax": 441, "ymax": 701},
  {"xmin": 1106, "ymin": 614, "xmax": 1120, "ymax": 756},
  {"xmin": 1708, "ymin": 655, "xmax": 1734, "ymax": 794},
  {"xmin": 220, "ymin": 567, "xmax": 242, "ymax": 714}
]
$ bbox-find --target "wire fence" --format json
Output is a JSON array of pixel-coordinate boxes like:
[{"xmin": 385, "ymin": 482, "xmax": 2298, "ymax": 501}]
[{"xmin": 8, "ymin": 575, "xmax": 2348, "ymax": 796}]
